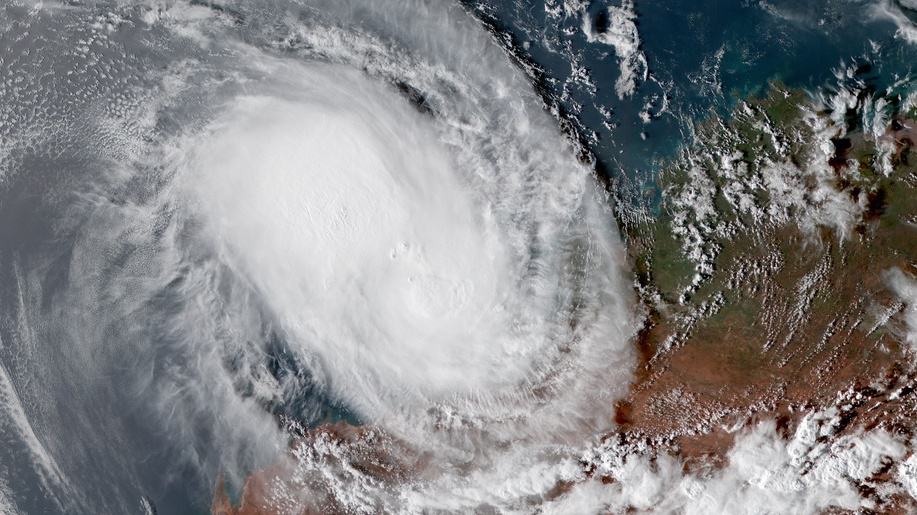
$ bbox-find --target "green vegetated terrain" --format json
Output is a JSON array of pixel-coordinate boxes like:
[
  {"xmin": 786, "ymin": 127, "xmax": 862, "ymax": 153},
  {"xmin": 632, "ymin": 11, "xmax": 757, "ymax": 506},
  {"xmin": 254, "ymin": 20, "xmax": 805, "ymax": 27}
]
[{"xmin": 619, "ymin": 80, "xmax": 917, "ymax": 441}]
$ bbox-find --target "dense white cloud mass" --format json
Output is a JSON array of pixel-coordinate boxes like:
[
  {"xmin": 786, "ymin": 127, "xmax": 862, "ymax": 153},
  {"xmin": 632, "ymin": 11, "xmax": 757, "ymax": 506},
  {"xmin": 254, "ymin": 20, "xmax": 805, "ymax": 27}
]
[{"xmin": 178, "ymin": 59, "xmax": 636, "ymax": 442}]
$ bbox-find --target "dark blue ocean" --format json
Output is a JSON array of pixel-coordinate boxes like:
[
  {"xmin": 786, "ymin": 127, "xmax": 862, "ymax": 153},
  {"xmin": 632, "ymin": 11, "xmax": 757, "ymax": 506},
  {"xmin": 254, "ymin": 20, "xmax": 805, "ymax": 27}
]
[{"xmin": 482, "ymin": 0, "xmax": 915, "ymax": 194}]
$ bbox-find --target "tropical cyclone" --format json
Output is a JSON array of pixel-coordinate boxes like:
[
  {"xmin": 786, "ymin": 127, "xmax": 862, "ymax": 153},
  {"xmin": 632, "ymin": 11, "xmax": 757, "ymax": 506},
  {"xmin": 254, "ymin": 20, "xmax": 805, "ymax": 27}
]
[
  {"xmin": 1, "ymin": 0, "xmax": 637, "ymax": 513},
  {"xmin": 179, "ymin": 59, "xmax": 636, "ymax": 439}
]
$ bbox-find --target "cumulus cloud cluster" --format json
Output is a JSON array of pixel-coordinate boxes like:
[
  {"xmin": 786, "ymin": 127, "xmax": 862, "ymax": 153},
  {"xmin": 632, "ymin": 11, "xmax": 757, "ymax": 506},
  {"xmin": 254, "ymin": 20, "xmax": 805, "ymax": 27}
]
[
  {"xmin": 581, "ymin": 0, "xmax": 648, "ymax": 99},
  {"xmin": 552, "ymin": 408, "xmax": 912, "ymax": 514}
]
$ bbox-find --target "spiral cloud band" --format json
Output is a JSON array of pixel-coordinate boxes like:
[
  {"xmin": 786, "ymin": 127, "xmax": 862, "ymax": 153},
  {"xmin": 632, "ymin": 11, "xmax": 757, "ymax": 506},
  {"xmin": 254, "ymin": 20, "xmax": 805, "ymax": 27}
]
[{"xmin": 0, "ymin": 0, "xmax": 636, "ymax": 512}]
